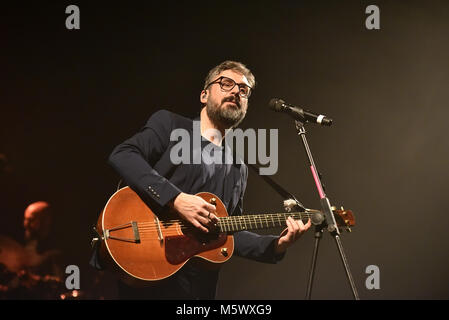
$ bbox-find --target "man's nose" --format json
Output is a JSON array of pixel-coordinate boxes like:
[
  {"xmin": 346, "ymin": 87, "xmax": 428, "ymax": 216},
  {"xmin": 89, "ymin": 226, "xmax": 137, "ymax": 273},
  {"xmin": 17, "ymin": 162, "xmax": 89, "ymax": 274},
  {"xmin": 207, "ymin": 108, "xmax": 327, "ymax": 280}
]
[{"xmin": 230, "ymin": 84, "xmax": 240, "ymax": 96}]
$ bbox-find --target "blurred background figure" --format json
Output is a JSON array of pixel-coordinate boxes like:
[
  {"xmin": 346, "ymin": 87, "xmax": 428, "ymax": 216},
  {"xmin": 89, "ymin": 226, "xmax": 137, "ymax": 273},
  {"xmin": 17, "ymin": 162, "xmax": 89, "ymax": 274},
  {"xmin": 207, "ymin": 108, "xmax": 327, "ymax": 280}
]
[
  {"xmin": 22, "ymin": 201, "xmax": 62, "ymax": 278},
  {"xmin": 0, "ymin": 201, "xmax": 64, "ymax": 299},
  {"xmin": 24, "ymin": 202, "xmax": 51, "ymax": 241}
]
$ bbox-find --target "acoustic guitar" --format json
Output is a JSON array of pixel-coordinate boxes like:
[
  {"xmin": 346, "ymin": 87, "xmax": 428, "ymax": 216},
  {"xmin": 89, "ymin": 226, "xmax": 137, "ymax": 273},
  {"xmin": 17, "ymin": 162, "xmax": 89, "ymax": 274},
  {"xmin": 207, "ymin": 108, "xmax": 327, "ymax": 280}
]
[{"xmin": 94, "ymin": 187, "xmax": 355, "ymax": 283}]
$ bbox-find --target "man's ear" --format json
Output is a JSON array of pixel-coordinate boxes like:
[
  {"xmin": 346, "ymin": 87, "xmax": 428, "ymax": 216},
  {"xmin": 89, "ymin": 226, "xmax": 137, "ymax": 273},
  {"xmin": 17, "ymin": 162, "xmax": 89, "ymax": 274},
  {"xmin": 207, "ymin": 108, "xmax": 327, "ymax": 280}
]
[{"xmin": 200, "ymin": 90, "xmax": 208, "ymax": 104}]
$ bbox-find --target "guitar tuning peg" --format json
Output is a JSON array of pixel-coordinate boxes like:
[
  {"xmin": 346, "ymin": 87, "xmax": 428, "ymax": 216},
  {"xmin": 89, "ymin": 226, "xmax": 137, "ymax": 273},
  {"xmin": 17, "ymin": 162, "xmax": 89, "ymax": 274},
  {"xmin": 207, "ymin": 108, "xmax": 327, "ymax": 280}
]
[
  {"xmin": 340, "ymin": 206, "xmax": 344, "ymax": 211},
  {"xmin": 331, "ymin": 206, "xmax": 337, "ymax": 211},
  {"xmin": 346, "ymin": 228, "xmax": 352, "ymax": 233}
]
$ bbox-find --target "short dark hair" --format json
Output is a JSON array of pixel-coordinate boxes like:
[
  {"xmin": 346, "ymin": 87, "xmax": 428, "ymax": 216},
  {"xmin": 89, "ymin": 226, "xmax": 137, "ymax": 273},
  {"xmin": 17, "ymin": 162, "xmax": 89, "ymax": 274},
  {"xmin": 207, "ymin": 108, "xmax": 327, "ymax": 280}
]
[{"xmin": 204, "ymin": 60, "xmax": 256, "ymax": 90}]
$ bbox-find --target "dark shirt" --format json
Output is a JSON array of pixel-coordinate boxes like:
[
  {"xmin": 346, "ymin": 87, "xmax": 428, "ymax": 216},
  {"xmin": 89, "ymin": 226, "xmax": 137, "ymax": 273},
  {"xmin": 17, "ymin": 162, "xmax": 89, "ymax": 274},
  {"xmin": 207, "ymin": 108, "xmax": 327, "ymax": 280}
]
[{"xmin": 100, "ymin": 109, "xmax": 284, "ymax": 299}]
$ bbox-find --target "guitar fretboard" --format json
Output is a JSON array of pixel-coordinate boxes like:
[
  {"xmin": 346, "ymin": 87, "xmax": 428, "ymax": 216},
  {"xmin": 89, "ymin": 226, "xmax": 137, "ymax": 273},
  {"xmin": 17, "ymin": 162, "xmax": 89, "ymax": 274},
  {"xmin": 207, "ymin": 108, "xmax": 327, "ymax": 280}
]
[{"xmin": 217, "ymin": 212, "xmax": 312, "ymax": 233}]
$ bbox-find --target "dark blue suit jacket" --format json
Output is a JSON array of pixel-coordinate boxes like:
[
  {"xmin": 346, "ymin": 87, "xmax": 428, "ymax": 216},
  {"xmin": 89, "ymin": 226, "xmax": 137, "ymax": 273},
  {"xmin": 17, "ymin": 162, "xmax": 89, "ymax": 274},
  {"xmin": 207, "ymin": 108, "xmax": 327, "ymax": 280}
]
[
  {"xmin": 92, "ymin": 109, "xmax": 285, "ymax": 299},
  {"xmin": 108, "ymin": 109, "xmax": 284, "ymax": 264}
]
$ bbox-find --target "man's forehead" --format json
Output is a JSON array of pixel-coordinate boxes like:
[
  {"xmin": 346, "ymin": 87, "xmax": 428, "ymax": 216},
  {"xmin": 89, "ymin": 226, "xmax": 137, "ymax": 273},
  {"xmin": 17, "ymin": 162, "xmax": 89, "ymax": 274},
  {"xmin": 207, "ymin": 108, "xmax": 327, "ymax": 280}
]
[
  {"xmin": 24, "ymin": 202, "xmax": 50, "ymax": 218},
  {"xmin": 218, "ymin": 70, "xmax": 250, "ymax": 87},
  {"xmin": 25, "ymin": 211, "xmax": 42, "ymax": 219}
]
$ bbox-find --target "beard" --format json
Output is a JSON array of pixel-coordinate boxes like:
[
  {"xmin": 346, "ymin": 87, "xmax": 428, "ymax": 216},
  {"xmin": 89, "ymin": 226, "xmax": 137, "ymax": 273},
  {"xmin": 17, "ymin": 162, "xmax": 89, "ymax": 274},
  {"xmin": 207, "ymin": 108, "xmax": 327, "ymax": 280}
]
[{"xmin": 206, "ymin": 95, "xmax": 247, "ymax": 128}]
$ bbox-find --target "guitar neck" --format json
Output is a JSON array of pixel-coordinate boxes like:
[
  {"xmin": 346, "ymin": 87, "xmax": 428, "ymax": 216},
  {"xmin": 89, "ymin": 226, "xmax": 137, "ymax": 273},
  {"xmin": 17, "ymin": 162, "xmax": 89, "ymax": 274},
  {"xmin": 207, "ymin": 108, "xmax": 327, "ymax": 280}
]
[{"xmin": 217, "ymin": 212, "xmax": 312, "ymax": 233}]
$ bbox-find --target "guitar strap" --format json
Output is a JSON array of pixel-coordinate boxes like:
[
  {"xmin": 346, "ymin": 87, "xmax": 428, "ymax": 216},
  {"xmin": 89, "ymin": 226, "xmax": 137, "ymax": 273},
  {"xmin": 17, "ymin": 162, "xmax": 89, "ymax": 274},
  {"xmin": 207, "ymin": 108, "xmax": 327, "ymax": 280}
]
[
  {"xmin": 114, "ymin": 164, "xmax": 306, "ymax": 210},
  {"xmin": 222, "ymin": 132, "xmax": 307, "ymax": 212},
  {"xmin": 246, "ymin": 162, "xmax": 306, "ymax": 211}
]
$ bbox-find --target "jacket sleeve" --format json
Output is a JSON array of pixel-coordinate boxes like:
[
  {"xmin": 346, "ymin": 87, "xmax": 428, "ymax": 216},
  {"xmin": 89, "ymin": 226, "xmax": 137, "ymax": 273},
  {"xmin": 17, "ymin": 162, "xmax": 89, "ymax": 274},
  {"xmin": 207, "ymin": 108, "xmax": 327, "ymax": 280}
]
[
  {"xmin": 232, "ymin": 165, "xmax": 286, "ymax": 264},
  {"xmin": 108, "ymin": 109, "xmax": 182, "ymax": 208}
]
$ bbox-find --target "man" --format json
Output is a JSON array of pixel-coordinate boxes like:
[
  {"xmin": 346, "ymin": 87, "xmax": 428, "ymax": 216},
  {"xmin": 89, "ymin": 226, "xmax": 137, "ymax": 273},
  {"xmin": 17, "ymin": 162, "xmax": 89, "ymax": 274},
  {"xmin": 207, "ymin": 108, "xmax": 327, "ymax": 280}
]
[
  {"xmin": 0, "ymin": 201, "xmax": 63, "ymax": 299},
  {"xmin": 106, "ymin": 61, "xmax": 311, "ymax": 299}
]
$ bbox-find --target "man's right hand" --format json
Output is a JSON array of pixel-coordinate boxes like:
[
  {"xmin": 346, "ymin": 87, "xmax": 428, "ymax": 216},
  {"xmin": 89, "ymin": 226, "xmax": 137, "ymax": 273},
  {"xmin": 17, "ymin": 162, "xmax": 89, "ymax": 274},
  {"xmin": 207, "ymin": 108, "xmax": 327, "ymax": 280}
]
[{"xmin": 170, "ymin": 192, "xmax": 218, "ymax": 233}]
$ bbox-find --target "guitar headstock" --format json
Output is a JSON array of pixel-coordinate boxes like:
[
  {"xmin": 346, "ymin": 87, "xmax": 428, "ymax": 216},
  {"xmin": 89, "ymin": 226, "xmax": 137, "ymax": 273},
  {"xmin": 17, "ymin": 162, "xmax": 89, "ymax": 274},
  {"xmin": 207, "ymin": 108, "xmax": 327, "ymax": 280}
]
[{"xmin": 332, "ymin": 207, "xmax": 356, "ymax": 232}]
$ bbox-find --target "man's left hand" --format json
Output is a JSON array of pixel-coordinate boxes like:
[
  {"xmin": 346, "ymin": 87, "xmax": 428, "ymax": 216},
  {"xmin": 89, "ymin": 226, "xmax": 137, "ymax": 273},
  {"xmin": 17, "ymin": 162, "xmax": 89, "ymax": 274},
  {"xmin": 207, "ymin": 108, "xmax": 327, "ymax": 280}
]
[{"xmin": 275, "ymin": 217, "xmax": 312, "ymax": 254}]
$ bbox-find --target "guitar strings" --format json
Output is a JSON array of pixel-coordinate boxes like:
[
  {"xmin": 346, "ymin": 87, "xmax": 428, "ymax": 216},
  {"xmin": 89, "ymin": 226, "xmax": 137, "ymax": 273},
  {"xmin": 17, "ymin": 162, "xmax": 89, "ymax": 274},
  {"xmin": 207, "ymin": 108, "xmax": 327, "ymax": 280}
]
[
  {"xmin": 135, "ymin": 213, "xmax": 314, "ymax": 230},
  {"xmin": 136, "ymin": 217, "xmax": 312, "ymax": 230},
  {"xmin": 129, "ymin": 217, "xmax": 315, "ymax": 237},
  {"xmin": 136, "ymin": 213, "xmax": 314, "ymax": 226},
  {"xmin": 110, "ymin": 216, "xmax": 314, "ymax": 240},
  {"xmin": 104, "ymin": 213, "xmax": 324, "ymax": 242}
]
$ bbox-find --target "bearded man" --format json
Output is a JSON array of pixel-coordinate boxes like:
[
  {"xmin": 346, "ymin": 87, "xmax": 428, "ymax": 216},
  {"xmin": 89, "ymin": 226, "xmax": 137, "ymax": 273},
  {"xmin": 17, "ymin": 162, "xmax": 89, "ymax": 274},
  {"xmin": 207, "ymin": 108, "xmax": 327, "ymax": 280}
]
[{"xmin": 102, "ymin": 60, "xmax": 311, "ymax": 299}]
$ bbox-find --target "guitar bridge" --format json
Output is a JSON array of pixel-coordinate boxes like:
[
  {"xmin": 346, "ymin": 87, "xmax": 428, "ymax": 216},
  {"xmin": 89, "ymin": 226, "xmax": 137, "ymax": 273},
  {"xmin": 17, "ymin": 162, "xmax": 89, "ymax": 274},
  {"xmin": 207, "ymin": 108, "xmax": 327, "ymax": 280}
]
[
  {"xmin": 104, "ymin": 221, "xmax": 140, "ymax": 243},
  {"xmin": 155, "ymin": 216, "xmax": 163, "ymax": 243}
]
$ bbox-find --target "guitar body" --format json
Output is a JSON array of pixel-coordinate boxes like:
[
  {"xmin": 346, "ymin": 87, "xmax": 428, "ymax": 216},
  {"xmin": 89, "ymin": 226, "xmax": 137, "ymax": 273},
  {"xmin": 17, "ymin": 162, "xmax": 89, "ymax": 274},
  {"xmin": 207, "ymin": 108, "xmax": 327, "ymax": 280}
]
[{"xmin": 96, "ymin": 187, "xmax": 234, "ymax": 283}]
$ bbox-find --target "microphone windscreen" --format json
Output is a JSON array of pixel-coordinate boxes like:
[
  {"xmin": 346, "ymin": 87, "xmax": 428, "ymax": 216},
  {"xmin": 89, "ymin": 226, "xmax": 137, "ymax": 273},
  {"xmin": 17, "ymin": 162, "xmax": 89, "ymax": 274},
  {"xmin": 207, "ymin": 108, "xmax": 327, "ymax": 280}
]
[{"xmin": 268, "ymin": 98, "xmax": 284, "ymax": 111}]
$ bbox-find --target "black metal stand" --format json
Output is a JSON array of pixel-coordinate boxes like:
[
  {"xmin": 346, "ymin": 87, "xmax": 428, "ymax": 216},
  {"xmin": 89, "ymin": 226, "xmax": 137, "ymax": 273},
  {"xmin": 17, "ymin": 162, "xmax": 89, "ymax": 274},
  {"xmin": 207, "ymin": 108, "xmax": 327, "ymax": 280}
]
[
  {"xmin": 295, "ymin": 120, "xmax": 359, "ymax": 300},
  {"xmin": 305, "ymin": 225, "xmax": 324, "ymax": 300}
]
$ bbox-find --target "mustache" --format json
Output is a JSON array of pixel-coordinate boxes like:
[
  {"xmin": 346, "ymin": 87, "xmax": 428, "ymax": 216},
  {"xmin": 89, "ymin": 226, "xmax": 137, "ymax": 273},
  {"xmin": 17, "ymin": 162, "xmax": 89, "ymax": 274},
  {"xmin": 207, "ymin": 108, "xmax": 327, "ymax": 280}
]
[{"xmin": 222, "ymin": 95, "xmax": 241, "ymax": 108}]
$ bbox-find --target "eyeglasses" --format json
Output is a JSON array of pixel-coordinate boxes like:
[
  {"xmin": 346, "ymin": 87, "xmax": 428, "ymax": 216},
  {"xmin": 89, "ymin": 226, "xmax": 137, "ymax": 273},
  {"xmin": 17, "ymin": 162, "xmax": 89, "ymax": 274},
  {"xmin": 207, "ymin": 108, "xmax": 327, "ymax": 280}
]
[{"xmin": 205, "ymin": 76, "xmax": 252, "ymax": 98}]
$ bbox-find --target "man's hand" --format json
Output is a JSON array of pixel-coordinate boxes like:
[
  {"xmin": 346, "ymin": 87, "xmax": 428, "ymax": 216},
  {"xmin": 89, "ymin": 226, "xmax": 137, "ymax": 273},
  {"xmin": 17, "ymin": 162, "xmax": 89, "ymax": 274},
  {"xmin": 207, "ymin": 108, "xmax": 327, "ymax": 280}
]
[
  {"xmin": 275, "ymin": 217, "xmax": 312, "ymax": 254},
  {"xmin": 170, "ymin": 192, "xmax": 218, "ymax": 233}
]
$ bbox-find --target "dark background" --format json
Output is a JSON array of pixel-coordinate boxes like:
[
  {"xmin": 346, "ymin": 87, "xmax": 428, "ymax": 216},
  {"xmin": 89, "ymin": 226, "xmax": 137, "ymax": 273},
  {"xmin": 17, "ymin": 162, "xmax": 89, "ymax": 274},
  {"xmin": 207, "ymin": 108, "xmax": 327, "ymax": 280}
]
[{"xmin": 2, "ymin": 0, "xmax": 448, "ymax": 299}]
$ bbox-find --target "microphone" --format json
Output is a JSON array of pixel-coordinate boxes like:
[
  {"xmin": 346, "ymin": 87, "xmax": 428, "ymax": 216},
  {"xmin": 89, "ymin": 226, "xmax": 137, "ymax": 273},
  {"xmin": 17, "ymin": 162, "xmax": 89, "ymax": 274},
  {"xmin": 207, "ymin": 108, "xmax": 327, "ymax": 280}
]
[{"xmin": 269, "ymin": 98, "xmax": 333, "ymax": 126}]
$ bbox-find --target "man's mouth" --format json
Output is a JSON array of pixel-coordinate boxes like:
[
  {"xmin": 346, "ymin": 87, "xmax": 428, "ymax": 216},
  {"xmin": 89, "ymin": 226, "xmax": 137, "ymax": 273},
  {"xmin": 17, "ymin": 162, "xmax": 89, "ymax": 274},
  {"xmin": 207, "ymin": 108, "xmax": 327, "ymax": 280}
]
[{"xmin": 223, "ymin": 98, "xmax": 240, "ymax": 108}]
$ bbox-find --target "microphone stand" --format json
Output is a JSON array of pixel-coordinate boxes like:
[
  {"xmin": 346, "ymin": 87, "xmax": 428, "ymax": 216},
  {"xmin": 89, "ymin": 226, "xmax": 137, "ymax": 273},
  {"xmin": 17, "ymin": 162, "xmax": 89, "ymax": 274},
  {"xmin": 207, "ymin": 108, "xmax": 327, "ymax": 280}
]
[{"xmin": 295, "ymin": 120, "xmax": 359, "ymax": 300}]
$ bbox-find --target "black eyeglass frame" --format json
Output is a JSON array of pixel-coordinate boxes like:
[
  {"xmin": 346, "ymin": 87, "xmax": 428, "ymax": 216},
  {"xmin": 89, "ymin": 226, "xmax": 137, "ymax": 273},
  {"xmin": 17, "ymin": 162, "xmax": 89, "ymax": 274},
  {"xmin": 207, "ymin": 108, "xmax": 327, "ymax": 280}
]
[{"xmin": 205, "ymin": 76, "xmax": 253, "ymax": 98}]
